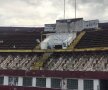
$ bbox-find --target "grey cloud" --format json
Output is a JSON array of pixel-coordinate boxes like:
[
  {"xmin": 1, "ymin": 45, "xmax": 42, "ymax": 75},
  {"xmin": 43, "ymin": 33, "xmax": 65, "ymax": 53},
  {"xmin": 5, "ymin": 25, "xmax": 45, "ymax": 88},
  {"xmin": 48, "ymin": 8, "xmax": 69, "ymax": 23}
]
[
  {"xmin": 21, "ymin": 0, "xmax": 43, "ymax": 6},
  {"xmin": 0, "ymin": 0, "xmax": 108, "ymax": 26},
  {"xmin": 78, "ymin": 0, "xmax": 103, "ymax": 4},
  {"xmin": 51, "ymin": 0, "xmax": 64, "ymax": 9},
  {"xmin": 67, "ymin": 0, "xmax": 108, "ymax": 19},
  {"xmin": 67, "ymin": 0, "xmax": 105, "ymax": 8}
]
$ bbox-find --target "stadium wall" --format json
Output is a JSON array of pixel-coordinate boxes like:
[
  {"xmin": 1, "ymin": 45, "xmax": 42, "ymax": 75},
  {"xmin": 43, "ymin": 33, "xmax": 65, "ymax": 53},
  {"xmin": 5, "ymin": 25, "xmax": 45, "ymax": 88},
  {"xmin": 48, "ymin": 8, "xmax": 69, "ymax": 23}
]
[{"xmin": 0, "ymin": 70, "xmax": 108, "ymax": 79}]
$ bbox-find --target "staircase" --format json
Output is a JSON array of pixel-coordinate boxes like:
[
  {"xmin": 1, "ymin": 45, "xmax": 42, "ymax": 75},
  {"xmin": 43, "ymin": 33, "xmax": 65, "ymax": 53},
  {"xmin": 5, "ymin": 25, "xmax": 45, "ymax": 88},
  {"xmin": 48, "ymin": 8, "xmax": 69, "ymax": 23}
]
[
  {"xmin": 68, "ymin": 31, "xmax": 86, "ymax": 49},
  {"xmin": 31, "ymin": 53, "xmax": 51, "ymax": 70}
]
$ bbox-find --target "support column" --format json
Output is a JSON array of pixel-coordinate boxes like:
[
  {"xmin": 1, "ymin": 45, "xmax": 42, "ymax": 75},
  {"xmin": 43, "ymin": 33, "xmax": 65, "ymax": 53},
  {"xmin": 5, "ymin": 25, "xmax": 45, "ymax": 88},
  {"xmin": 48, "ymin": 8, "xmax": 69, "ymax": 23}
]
[
  {"xmin": 4, "ymin": 76, "xmax": 8, "ymax": 85},
  {"xmin": 61, "ymin": 78, "xmax": 67, "ymax": 90},
  {"xmin": 32, "ymin": 77, "xmax": 36, "ymax": 87},
  {"xmin": 46, "ymin": 77, "xmax": 51, "ymax": 88},
  {"xmin": 78, "ymin": 79, "xmax": 83, "ymax": 90},
  {"xmin": 18, "ymin": 77, "xmax": 23, "ymax": 86},
  {"xmin": 94, "ymin": 79, "xmax": 100, "ymax": 90}
]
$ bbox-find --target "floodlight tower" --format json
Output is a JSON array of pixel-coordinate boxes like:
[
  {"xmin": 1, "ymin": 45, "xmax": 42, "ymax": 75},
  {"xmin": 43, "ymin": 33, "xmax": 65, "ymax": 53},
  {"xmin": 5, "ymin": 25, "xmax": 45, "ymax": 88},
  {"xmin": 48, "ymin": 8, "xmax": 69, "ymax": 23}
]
[
  {"xmin": 64, "ymin": 0, "xmax": 65, "ymax": 19},
  {"xmin": 75, "ymin": 0, "xmax": 76, "ymax": 18}
]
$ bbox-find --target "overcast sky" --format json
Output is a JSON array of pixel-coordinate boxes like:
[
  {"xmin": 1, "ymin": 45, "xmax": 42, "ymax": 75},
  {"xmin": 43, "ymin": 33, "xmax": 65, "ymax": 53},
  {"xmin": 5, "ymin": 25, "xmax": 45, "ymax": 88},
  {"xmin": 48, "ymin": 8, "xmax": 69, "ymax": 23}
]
[{"xmin": 0, "ymin": 0, "xmax": 107, "ymax": 26}]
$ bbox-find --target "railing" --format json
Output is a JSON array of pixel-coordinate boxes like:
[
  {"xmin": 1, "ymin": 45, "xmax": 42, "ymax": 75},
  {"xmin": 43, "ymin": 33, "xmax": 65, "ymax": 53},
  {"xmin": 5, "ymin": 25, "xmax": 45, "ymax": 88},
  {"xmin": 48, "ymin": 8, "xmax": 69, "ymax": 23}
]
[{"xmin": 68, "ymin": 31, "xmax": 86, "ymax": 49}]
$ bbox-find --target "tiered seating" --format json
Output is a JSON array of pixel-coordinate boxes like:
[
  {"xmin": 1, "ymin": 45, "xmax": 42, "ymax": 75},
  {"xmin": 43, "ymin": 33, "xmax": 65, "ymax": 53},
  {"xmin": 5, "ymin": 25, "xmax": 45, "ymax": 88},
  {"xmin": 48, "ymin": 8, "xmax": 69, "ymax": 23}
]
[
  {"xmin": 44, "ymin": 52, "xmax": 108, "ymax": 71},
  {"xmin": 0, "ymin": 53, "xmax": 42, "ymax": 70},
  {"xmin": 0, "ymin": 27, "xmax": 44, "ymax": 49},
  {"xmin": 75, "ymin": 30, "xmax": 108, "ymax": 48},
  {"xmin": 1, "ymin": 52, "xmax": 108, "ymax": 71},
  {"xmin": 99, "ymin": 23, "xmax": 108, "ymax": 30}
]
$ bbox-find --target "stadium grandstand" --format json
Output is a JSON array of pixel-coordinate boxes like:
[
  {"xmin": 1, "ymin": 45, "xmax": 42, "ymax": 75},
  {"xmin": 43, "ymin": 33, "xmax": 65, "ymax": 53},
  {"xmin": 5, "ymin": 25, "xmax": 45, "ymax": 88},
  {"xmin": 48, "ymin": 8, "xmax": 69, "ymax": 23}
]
[
  {"xmin": 0, "ymin": 18, "xmax": 108, "ymax": 90},
  {"xmin": 0, "ymin": 27, "xmax": 44, "ymax": 49},
  {"xmin": 75, "ymin": 30, "xmax": 108, "ymax": 49}
]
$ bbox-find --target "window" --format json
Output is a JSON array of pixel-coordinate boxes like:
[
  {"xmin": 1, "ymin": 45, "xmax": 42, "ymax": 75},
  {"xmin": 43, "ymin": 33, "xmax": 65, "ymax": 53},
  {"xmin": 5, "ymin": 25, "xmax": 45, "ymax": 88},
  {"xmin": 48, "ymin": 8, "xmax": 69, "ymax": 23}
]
[
  {"xmin": 0, "ymin": 77, "xmax": 4, "ymax": 85},
  {"xmin": 51, "ymin": 78, "xmax": 61, "ymax": 88},
  {"xmin": 23, "ymin": 77, "xmax": 32, "ymax": 87},
  {"xmin": 84, "ymin": 80, "xmax": 93, "ymax": 90},
  {"xmin": 67, "ymin": 79, "xmax": 78, "ymax": 90},
  {"xmin": 36, "ymin": 78, "xmax": 46, "ymax": 87},
  {"xmin": 8, "ymin": 77, "xmax": 18, "ymax": 86}
]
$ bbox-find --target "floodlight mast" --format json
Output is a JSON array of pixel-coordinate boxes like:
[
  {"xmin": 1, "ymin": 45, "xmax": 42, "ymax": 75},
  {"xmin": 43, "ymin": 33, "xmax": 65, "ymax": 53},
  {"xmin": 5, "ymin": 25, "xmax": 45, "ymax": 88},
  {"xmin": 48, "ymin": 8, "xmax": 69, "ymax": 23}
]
[
  {"xmin": 75, "ymin": 0, "xmax": 76, "ymax": 18},
  {"xmin": 64, "ymin": 0, "xmax": 65, "ymax": 19}
]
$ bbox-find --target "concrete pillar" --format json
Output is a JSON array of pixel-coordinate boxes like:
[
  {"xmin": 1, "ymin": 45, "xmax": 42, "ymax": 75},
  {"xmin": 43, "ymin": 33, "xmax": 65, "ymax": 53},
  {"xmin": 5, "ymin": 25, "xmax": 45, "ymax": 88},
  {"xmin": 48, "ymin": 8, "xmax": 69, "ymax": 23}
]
[
  {"xmin": 18, "ymin": 77, "xmax": 23, "ymax": 86},
  {"xmin": 32, "ymin": 77, "xmax": 36, "ymax": 87},
  {"xmin": 78, "ymin": 79, "xmax": 83, "ymax": 90},
  {"xmin": 4, "ymin": 76, "xmax": 8, "ymax": 85},
  {"xmin": 46, "ymin": 77, "xmax": 51, "ymax": 88},
  {"xmin": 61, "ymin": 78, "xmax": 67, "ymax": 90},
  {"xmin": 94, "ymin": 79, "xmax": 100, "ymax": 90}
]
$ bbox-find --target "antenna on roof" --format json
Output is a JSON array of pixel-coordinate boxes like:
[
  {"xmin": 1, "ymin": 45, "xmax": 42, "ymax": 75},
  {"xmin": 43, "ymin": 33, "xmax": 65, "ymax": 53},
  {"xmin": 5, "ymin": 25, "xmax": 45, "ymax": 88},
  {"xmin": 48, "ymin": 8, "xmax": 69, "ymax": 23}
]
[
  {"xmin": 64, "ymin": 0, "xmax": 65, "ymax": 19},
  {"xmin": 75, "ymin": 0, "xmax": 76, "ymax": 18}
]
